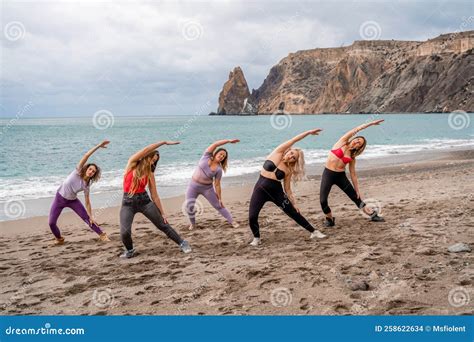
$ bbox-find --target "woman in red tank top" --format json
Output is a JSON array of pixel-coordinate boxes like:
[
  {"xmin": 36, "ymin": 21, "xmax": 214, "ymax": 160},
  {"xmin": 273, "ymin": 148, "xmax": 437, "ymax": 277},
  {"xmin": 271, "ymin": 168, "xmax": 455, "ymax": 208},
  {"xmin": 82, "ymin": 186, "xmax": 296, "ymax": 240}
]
[
  {"xmin": 119, "ymin": 140, "xmax": 191, "ymax": 258},
  {"xmin": 320, "ymin": 119, "xmax": 385, "ymax": 227}
]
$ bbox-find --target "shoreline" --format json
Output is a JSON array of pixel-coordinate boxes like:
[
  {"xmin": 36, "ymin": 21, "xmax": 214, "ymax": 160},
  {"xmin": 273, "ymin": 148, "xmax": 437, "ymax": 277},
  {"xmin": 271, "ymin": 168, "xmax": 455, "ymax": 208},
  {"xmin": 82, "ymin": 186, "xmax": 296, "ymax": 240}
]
[
  {"xmin": 0, "ymin": 147, "xmax": 472, "ymax": 315},
  {"xmin": 1, "ymin": 147, "xmax": 472, "ymax": 234},
  {"xmin": 1, "ymin": 146, "xmax": 472, "ymax": 224}
]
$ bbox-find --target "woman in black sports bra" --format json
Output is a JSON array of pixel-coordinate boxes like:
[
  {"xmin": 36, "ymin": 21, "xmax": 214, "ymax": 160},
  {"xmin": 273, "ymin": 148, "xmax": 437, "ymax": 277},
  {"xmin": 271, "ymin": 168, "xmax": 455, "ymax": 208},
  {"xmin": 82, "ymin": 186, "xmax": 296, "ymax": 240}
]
[{"xmin": 249, "ymin": 129, "xmax": 327, "ymax": 246}]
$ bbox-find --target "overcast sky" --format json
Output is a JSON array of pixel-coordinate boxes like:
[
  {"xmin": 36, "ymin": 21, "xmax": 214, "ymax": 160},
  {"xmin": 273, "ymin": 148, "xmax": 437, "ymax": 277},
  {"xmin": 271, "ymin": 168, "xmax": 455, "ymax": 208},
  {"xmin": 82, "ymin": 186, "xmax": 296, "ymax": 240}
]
[{"xmin": 0, "ymin": 0, "xmax": 472, "ymax": 117}]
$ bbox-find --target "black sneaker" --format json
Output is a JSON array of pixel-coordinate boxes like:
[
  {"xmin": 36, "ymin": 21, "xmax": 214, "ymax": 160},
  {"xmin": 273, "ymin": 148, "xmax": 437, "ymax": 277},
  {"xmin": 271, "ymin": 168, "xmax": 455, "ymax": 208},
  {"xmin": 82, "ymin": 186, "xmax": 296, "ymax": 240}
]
[
  {"xmin": 324, "ymin": 217, "xmax": 335, "ymax": 227},
  {"xmin": 370, "ymin": 212, "xmax": 385, "ymax": 222}
]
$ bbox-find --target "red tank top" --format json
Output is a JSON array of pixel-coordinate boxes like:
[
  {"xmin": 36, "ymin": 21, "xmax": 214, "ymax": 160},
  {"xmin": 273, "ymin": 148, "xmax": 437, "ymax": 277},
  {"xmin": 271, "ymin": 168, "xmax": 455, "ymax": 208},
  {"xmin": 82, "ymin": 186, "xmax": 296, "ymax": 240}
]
[{"xmin": 123, "ymin": 169, "xmax": 148, "ymax": 194}]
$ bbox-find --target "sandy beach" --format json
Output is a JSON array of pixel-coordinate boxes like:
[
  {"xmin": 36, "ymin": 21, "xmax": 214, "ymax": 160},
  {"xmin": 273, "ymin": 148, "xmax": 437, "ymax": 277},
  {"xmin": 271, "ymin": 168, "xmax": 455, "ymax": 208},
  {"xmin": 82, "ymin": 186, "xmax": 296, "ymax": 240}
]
[{"xmin": 0, "ymin": 149, "xmax": 473, "ymax": 315}]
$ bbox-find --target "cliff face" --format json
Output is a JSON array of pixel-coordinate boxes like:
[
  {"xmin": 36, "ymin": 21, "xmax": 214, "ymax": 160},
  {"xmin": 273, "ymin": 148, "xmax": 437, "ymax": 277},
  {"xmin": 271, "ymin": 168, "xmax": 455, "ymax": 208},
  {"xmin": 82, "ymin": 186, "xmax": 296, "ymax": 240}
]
[{"xmin": 215, "ymin": 31, "xmax": 473, "ymax": 114}]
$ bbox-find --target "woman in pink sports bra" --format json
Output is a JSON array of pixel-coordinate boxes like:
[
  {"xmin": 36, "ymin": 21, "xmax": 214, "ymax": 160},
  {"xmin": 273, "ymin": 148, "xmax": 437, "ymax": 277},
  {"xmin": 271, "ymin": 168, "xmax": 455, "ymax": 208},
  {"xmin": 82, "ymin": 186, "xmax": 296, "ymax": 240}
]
[{"xmin": 320, "ymin": 119, "xmax": 385, "ymax": 227}]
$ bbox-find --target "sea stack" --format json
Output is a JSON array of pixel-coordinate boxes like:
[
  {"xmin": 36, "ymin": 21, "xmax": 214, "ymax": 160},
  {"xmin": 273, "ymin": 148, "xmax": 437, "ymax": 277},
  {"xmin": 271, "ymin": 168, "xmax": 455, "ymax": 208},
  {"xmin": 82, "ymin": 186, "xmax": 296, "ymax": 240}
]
[{"xmin": 216, "ymin": 66, "xmax": 257, "ymax": 115}]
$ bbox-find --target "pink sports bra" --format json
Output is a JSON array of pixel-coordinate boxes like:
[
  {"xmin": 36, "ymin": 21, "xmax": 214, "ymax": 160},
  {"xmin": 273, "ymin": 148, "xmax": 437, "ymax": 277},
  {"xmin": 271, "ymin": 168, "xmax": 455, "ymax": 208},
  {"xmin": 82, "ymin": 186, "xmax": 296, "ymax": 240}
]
[{"xmin": 331, "ymin": 147, "xmax": 353, "ymax": 164}]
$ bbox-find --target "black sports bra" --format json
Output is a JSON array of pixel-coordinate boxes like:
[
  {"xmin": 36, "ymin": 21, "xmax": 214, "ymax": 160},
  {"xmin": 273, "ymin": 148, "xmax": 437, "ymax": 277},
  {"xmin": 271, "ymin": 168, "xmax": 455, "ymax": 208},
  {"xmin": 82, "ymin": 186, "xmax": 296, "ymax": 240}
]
[{"xmin": 263, "ymin": 160, "xmax": 286, "ymax": 180}]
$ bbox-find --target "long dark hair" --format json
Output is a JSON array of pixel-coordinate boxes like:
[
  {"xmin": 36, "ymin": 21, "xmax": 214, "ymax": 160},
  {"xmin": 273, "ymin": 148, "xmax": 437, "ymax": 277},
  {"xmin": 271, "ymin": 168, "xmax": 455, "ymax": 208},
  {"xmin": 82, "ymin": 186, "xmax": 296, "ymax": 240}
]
[
  {"xmin": 79, "ymin": 163, "xmax": 101, "ymax": 185},
  {"xmin": 151, "ymin": 150, "xmax": 160, "ymax": 172}
]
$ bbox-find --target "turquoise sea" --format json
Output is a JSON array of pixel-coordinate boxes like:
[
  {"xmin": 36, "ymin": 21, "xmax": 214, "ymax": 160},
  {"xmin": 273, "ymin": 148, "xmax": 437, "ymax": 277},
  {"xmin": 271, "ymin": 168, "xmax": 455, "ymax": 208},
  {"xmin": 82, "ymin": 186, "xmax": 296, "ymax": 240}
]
[{"xmin": 0, "ymin": 113, "xmax": 473, "ymax": 220}]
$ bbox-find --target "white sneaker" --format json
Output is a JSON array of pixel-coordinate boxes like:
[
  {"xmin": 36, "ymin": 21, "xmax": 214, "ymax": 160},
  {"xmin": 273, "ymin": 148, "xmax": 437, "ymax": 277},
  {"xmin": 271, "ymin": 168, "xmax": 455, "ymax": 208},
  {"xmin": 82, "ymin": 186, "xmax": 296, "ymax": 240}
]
[
  {"xmin": 250, "ymin": 237, "xmax": 261, "ymax": 246},
  {"xmin": 180, "ymin": 240, "xmax": 192, "ymax": 254},
  {"xmin": 231, "ymin": 222, "xmax": 240, "ymax": 228},
  {"xmin": 310, "ymin": 230, "xmax": 327, "ymax": 239}
]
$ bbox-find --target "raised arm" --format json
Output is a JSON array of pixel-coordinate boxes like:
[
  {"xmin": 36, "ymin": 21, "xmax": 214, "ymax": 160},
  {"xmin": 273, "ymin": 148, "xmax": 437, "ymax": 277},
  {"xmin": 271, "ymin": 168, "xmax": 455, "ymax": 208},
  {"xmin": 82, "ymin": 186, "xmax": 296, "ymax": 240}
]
[
  {"xmin": 267, "ymin": 129, "xmax": 322, "ymax": 161},
  {"xmin": 126, "ymin": 141, "xmax": 179, "ymax": 170},
  {"xmin": 148, "ymin": 174, "xmax": 168, "ymax": 223},
  {"xmin": 334, "ymin": 119, "xmax": 384, "ymax": 148},
  {"xmin": 205, "ymin": 139, "xmax": 240, "ymax": 153},
  {"xmin": 77, "ymin": 140, "xmax": 110, "ymax": 170}
]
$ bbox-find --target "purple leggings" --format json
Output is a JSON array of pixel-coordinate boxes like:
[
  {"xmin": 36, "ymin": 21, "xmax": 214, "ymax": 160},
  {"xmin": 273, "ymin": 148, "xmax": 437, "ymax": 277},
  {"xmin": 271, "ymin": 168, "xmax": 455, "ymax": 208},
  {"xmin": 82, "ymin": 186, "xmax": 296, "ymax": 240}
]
[
  {"xmin": 185, "ymin": 180, "xmax": 233, "ymax": 225},
  {"xmin": 48, "ymin": 192, "xmax": 103, "ymax": 238}
]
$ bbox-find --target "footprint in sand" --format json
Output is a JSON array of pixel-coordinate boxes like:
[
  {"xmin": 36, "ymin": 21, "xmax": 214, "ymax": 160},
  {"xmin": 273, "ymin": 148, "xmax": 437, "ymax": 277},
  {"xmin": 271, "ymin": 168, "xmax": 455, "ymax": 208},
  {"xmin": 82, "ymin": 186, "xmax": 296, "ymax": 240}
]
[
  {"xmin": 258, "ymin": 278, "xmax": 281, "ymax": 289},
  {"xmin": 333, "ymin": 304, "xmax": 350, "ymax": 314},
  {"xmin": 299, "ymin": 298, "xmax": 311, "ymax": 311}
]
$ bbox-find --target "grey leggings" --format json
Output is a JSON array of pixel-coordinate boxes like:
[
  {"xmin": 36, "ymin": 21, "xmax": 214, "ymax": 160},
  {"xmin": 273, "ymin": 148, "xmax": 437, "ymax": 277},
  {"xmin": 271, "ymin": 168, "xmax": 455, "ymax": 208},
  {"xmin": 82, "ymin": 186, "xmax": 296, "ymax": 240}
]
[{"xmin": 120, "ymin": 192, "xmax": 183, "ymax": 251}]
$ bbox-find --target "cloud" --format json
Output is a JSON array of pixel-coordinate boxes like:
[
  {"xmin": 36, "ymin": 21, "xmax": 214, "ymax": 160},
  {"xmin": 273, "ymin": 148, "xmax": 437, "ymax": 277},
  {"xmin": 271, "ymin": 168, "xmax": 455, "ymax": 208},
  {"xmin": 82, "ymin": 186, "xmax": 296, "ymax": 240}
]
[{"xmin": 0, "ymin": 0, "xmax": 472, "ymax": 117}]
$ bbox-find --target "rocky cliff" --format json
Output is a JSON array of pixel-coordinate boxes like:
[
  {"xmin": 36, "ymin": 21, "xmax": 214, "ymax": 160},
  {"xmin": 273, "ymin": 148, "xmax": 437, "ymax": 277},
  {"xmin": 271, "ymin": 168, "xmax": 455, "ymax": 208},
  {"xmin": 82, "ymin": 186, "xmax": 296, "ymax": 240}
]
[
  {"xmin": 214, "ymin": 30, "xmax": 473, "ymax": 114},
  {"xmin": 216, "ymin": 67, "xmax": 255, "ymax": 115}
]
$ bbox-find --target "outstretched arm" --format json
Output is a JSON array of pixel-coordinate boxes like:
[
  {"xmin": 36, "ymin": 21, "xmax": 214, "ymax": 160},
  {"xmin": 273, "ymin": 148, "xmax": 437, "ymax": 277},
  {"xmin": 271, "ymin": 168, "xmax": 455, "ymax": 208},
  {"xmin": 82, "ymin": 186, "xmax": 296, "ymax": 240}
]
[
  {"xmin": 77, "ymin": 140, "xmax": 110, "ymax": 170},
  {"xmin": 126, "ymin": 141, "xmax": 179, "ymax": 170},
  {"xmin": 267, "ymin": 129, "xmax": 322, "ymax": 162},
  {"xmin": 333, "ymin": 119, "xmax": 384, "ymax": 148},
  {"xmin": 214, "ymin": 178, "xmax": 224, "ymax": 207},
  {"xmin": 283, "ymin": 174, "xmax": 299, "ymax": 212},
  {"xmin": 148, "ymin": 174, "xmax": 169, "ymax": 224},
  {"xmin": 348, "ymin": 159, "xmax": 361, "ymax": 199},
  {"xmin": 205, "ymin": 139, "xmax": 240, "ymax": 153},
  {"xmin": 84, "ymin": 191, "xmax": 98, "ymax": 226}
]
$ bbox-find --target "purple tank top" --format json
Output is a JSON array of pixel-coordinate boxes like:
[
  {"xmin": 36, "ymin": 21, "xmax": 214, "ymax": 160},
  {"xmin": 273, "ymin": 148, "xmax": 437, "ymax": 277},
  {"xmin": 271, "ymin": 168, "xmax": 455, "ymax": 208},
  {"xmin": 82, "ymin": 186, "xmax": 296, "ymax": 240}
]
[
  {"xmin": 58, "ymin": 168, "xmax": 90, "ymax": 200},
  {"xmin": 192, "ymin": 152, "xmax": 222, "ymax": 184}
]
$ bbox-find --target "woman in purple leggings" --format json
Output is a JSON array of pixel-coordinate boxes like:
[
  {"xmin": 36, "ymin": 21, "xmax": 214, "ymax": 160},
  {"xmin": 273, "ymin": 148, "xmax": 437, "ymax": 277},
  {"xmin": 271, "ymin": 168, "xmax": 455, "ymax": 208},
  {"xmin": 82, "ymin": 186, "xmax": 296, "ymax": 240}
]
[
  {"xmin": 185, "ymin": 139, "xmax": 240, "ymax": 230},
  {"xmin": 48, "ymin": 140, "xmax": 110, "ymax": 245}
]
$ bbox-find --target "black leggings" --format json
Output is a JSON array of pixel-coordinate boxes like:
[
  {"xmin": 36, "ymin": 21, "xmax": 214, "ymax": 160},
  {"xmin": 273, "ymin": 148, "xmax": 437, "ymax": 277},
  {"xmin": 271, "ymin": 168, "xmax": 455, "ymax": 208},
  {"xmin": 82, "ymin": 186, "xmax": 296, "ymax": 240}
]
[
  {"xmin": 249, "ymin": 175, "xmax": 315, "ymax": 238},
  {"xmin": 120, "ymin": 192, "xmax": 183, "ymax": 251},
  {"xmin": 320, "ymin": 168, "xmax": 365, "ymax": 215}
]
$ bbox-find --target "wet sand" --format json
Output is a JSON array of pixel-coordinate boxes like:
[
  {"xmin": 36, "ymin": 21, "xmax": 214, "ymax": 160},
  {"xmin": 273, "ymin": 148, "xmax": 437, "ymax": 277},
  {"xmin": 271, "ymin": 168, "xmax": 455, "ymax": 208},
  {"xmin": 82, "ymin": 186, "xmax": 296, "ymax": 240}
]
[{"xmin": 0, "ymin": 149, "xmax": 473, "ymax": 315}]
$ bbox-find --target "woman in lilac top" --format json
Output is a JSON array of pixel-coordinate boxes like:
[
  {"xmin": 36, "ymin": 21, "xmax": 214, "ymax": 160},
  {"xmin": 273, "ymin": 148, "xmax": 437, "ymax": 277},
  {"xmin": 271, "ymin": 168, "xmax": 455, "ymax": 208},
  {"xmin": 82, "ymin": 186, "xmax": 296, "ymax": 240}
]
[
  {"xmin": 48, "ymin": 140, "xmax": 110, "ymax": 245},
  {"xmin": 185, "ymin": 139, "xmax": 240, "ymax": 230}
]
